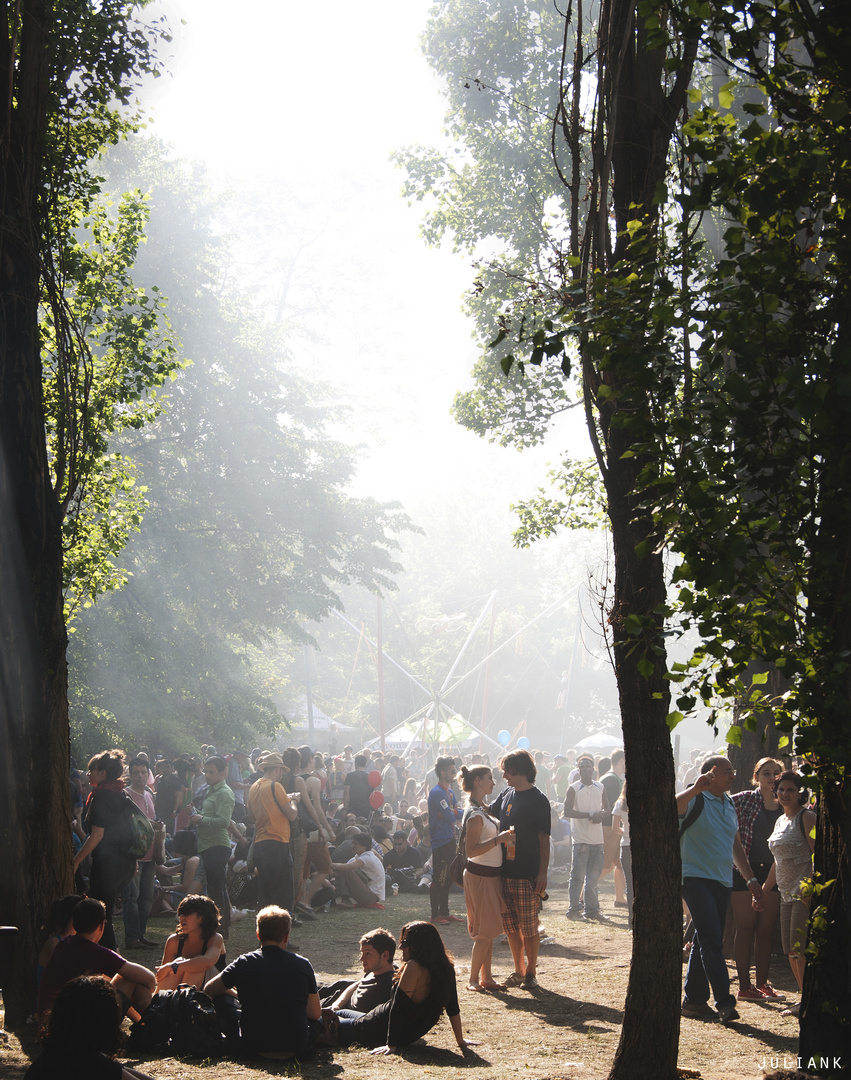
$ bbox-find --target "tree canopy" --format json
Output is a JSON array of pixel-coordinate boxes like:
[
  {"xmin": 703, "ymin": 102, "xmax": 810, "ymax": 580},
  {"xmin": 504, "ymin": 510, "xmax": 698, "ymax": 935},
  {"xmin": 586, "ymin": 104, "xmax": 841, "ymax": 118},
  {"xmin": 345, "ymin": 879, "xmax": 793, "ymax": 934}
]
[
  {"xmin": 68, "ymin": 140, "xmax": 410, "ymax": 755},
  {"xmin": 400, "ymin": 0, "xmax": 850, "ymax": 1073}
]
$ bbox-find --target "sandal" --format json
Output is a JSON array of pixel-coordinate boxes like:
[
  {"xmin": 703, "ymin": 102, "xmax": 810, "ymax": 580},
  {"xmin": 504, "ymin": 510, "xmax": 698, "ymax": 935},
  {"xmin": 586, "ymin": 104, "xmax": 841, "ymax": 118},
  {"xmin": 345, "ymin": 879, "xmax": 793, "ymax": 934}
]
[{"xmin": 503, "ymin": 971, "xmax": 524, "ymax": 988}]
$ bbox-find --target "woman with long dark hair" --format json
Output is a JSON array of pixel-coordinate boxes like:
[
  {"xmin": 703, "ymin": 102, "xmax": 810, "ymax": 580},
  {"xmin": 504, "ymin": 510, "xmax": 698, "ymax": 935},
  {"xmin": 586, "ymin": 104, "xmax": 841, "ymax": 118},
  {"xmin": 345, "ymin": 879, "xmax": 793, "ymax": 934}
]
[
  {"xmin": 26, "ymin": 975, "xmax": 155, "ymax": 1080},
  {"xmin": 325, "ymin": 920, "xmax": 478, "ymax": 1054},
  {"xmin": 155, "ymin": 894, "xmax": 225, "ymax": 991},
  {"xmin": 73, "ymin": 750, "xmax": 138, "ymax": 950}
]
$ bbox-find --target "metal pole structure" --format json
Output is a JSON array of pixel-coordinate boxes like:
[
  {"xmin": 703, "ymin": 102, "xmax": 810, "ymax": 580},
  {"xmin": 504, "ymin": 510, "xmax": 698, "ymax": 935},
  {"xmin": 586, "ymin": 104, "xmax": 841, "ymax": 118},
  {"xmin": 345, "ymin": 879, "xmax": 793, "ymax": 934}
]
[
  {"xmin": 376, "ymin": 598, "xmax": 386, "ymax": 752},
  {"xmin": 479, "ymin": 597, "xmax": 498, "ymax": 752},
  {"xmin": 559, "ymin": 608, "xmax": 583, "ymax": 753},
  {"xmin": 304, "ymin": 639, "xmax": 315, "ymax": 741}
]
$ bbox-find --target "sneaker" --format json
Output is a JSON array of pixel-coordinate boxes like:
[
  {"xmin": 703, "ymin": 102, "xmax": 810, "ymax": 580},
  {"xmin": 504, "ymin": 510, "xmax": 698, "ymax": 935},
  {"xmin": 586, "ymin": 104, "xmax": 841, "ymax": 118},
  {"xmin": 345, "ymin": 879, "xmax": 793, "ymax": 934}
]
[
  {"xmin": 587, "ymin": 912, "xmax": 610, "ymax": 923},
  {"xmin": 717, "ymin": 1003, "xmax": 740, "ymax": 1025},
  {"xmin": 681, "ymin": 999, "xmax": 716, "ymax": 1019},
  {"xmin": 521, "ymin": 974, "xmax": 540, "ymax": 990},
  {"xmin": 565, "ymin": 912, "xmax": 590, "ymax": 922},
  {"xmin": 737, "ymin": 985, "xmax": 766, "ymax": 1001},
  {"xmin": 758, "ymin": 983, "xmax": 786, "ymax": 1001}
]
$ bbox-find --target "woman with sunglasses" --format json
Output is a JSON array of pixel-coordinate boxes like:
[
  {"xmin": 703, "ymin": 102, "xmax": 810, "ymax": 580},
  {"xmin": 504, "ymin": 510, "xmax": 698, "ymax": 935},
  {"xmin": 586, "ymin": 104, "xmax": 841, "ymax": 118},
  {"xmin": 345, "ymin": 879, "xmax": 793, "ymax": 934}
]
[{"xmin": 322, "ymin": 920, "xmax": 479, "ymax": 1054}]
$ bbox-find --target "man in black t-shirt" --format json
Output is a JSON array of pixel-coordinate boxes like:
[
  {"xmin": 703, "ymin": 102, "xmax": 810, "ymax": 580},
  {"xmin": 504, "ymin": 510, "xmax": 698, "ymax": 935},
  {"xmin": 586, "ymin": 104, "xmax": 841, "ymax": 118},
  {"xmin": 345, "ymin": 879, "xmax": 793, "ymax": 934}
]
[
  {"xmin": 205, "ymin": 906, "xmax": 320, "ymax": 1059},
  {"xmin": 319, "ymin": 928, "xmax": 396, "ymax": 1013},
  {"xmin": 492, "ymin": 749, "xmax": 551, "ymax": 991},
  {"xmin": 343, "ymin": 755, "xmax": 373, "ymax": 819}
]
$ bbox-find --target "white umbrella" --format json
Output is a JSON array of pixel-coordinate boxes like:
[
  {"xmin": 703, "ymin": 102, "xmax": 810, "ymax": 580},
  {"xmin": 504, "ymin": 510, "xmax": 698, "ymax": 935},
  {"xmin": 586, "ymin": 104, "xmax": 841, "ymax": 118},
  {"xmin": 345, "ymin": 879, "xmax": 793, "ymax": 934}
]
[{"xmin": 573, "ymin": 730, "xmax": 624, "ymax": 753}]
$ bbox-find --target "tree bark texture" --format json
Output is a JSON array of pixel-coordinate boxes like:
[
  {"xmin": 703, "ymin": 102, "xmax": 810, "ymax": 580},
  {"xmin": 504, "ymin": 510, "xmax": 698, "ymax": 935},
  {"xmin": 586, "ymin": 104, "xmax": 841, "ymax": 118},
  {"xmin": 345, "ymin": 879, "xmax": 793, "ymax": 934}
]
[
  {"xmin": 0, "ymin": 1, "xmax": 74, "ymax": 1025},
  {"xmin": 576, "ymin": 2, "xmax": 698, "ymax": 1075}
]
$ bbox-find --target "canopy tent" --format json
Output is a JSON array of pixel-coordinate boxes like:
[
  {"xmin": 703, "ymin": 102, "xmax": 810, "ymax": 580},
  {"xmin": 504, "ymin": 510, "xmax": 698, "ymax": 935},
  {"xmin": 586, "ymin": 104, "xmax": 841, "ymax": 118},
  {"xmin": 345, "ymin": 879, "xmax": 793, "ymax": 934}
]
[{"xmin": 573, "ymin": 730, "xmax": 624, "ymax": 753}]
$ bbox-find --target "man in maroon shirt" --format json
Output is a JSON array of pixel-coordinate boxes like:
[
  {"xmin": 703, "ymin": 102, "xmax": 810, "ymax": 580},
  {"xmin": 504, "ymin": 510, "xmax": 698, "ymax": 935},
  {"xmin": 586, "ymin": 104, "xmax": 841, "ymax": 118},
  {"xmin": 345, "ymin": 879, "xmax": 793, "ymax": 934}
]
[{"xmin": 38, "ymin": 898, "xmax": 156, "ymax": 1022}]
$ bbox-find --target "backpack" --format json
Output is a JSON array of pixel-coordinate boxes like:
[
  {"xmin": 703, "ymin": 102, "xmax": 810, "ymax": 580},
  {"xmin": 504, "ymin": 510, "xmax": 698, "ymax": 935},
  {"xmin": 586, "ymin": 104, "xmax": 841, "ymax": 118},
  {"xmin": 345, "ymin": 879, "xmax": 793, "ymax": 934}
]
[
  {"xmin": 123, "ymin": 793, "xmax": 155, "ymax": 857},
  {"xmin": 168, "ymin": 985, "xmax": 224, "ymax": 1057},
  {"xmin": 126, "ymin": 987, "xmax": 223, "ymax": 1057},
  {"xmin": 678, "ymin": 792, "xmax": 704, "ymax": 839},
  {"xmin": 126, "ymin": 992, "xmax": 172, "ymax": 1053}
]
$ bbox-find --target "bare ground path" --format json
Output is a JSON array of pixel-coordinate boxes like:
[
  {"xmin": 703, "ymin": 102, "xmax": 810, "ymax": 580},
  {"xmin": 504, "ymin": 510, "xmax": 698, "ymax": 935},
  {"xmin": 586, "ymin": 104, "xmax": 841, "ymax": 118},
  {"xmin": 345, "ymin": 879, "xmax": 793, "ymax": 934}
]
[{"xmin": 1, "ymin": 873, "xmax": 804, "ymax": 1079}]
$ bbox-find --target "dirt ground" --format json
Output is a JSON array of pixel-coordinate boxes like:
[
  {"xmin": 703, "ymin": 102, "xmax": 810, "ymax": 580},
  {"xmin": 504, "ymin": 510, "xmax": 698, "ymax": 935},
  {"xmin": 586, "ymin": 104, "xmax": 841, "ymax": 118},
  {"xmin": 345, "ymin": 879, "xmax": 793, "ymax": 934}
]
[{"xmin": 2, "ymin": 870, "xmax": 804, "ymax": 1079}]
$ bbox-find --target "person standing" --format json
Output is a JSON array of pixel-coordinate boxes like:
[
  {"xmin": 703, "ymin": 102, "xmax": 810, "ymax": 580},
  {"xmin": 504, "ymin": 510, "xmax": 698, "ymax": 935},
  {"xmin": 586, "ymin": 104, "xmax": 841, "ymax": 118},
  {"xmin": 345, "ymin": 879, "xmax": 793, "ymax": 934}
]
[
  {"xmin": 458, "ymin": 765, "xmax": 513, "ymax": 991},
  {"xmin": 73, "ymin": 750, "xmax": 139, "ymax": 951},
  {"xmin": 678, "ymin": 756, "xmax": 762, "ymax": 1025},
  {"xmin": 427, "ymin": 756, "xmax": 463, "ymax": 925},
  {"xmin": 247, "ymin": 752, "xmax": 298, "ymax": 911},
  {"xmin": 189, "ymin": 756, "xmax": 235, "ymax": 940},
  {"xmin": 491, "ymin": 750, "xmax": 551, "ymax": 990},
  {"xmin": 730, "ymin": 757, "xmax": 784, "ymax": 1001},
  {"xmin": 122, "ymin": 758, "xmax": 158, "ymax": 950},
  {"xmin": 762, "ymin": 771, "xmax": 816, "ymax": 1017},
  {"xmin": 564, "ymin": 756, "xmax": 610, "ymax": 922},
  {"xmin": 598, "ymin": 750, "xmax": 627, "ymax": 908},
  {"xmin": 343, "ymin": 755, "xmax": 373, "ymax": 819}
]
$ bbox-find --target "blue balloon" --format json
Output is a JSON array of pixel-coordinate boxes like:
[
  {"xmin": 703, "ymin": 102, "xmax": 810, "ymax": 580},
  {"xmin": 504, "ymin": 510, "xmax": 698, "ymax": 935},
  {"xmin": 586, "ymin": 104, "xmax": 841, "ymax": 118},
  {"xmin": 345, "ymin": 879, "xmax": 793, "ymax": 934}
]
[
  {"xmin": 517, "ymin": 736, "xmax": 530, "ymax": 750},
  {"xmin": 497, "ymin": 729, "xmax": 511, "ymax": 746}
]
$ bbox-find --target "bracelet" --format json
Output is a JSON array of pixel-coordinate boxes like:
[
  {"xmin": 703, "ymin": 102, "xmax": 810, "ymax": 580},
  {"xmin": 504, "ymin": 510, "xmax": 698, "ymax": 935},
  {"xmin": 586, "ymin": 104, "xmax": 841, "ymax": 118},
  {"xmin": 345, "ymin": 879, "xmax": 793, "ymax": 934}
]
[{"xmin": 747, "ymin": 876, "xmax": 758, "ymax": 885}]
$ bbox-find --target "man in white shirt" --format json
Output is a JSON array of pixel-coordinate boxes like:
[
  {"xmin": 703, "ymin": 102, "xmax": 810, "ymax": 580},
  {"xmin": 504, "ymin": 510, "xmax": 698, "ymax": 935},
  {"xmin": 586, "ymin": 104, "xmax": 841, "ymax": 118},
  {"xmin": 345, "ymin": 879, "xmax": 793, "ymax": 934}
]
[
  {"xmin": 564, "ymin": 756, "xmax": 610, "ymax": 922},
  {"xmin": 331, "ymin": 833, "xmax": 386, "ymax": 907}
]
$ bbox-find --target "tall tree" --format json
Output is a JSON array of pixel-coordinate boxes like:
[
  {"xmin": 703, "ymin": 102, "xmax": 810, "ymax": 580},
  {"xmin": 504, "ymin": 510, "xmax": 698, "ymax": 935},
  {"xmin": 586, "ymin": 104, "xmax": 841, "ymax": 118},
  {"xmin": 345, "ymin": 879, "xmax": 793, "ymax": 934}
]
[
  {"xmin": 0, "ymin": 1, "xmax": 168, "ymax": 1023},
  {"xmin": 403, "ymin": 0, "xmax": 850, "ymax": 1072},
  {"xmin": 402, "ymin": 2, "xmax": 698, "ymax": 1074}
]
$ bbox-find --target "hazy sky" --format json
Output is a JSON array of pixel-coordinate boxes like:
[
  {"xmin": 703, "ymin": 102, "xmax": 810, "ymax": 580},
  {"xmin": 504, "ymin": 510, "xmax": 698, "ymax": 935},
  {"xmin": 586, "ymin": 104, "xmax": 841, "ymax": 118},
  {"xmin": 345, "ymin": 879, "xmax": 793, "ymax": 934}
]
[
  {"xmin": 143, "ymin": 0, "xmax": 590, "ymax": 506},
  {"xmin": 133, "ymin": 1, "xmax": 718, "ymax": 750}
]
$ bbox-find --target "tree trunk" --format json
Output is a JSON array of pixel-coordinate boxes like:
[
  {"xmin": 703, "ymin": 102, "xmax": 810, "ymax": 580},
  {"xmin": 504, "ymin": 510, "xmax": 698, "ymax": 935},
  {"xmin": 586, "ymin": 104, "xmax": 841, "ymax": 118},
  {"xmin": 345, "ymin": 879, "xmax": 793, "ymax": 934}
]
[
  {"xmin": 798, "ymin": 783, "xmax": 851, "ymax": 1075},
  {"xmin": 0, "ymin": 1, "xmax": 74, "ymax": 1025},
  {"xmin": 604, "ymin": 430, "xmax": 681, "ymax": 1080}
]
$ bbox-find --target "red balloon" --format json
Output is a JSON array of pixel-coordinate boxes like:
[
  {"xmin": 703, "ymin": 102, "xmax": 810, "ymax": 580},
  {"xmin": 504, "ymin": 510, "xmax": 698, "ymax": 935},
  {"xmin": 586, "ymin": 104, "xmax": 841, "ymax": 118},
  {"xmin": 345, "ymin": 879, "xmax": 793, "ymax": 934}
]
[
  {"xmin": 368, "ymin": 770, "xmax": 382, "ymax": 788},
  {"xmin": 369, "ymin": 790, "xmax": 384, "ymax": 809}
]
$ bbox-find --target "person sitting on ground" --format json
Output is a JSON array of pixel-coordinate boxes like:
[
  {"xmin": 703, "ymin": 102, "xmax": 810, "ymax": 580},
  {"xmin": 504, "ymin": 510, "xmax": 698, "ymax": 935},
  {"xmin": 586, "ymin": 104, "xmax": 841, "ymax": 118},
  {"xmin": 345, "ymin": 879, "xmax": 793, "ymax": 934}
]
[
  {"xmin": 323, "ymin": 920, "xmax": 478, "ymax": 1054},
  {"xmin": 204, "ymin": 905, "xmax": 321, "ymax": 1060},
  {"xmin": 155, "ymin": 894, "xmax": 226, "ymax": 992},
  {"xmin": 330, "ymin": 833, "xmax": 386, "ymax": 908},
  {"xmin": 151, "ymin": 830, "xmax": 206, "ymax": 915},
  {"xmin": 38, "ymin": 898, "xmax": 156, "ymax": 1024},
  {"xmin": 36, "ymin": 894, "xmax": 81, "ymax": 987},
  {"xmin": 384, "ymin": 831, "xmax": 424, "ymax": 893},
  {"xmin": 27, "ymin": 975, "xmax": 156, "ymax": 1080},
  {"xmin": 319, "ymin": 928, "xmax": 397, "ymax": 1013}
]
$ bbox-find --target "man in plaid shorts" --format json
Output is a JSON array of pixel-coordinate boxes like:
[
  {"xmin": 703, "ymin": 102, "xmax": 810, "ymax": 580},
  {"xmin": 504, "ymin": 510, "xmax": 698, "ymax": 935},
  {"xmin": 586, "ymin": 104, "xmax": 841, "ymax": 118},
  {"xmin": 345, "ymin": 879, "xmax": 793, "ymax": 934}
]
[{"xmin": 491, "ymin": 749, "xmax": 551, "ymax": 990}]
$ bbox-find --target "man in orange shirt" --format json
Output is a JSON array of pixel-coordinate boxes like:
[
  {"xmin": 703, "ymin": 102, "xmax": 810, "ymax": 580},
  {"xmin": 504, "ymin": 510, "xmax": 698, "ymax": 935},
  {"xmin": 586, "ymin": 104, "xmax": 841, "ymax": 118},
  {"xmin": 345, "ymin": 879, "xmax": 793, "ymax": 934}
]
[{"xmin": 247, "ymin": 752, "xmax": 299, "ymax": 911}]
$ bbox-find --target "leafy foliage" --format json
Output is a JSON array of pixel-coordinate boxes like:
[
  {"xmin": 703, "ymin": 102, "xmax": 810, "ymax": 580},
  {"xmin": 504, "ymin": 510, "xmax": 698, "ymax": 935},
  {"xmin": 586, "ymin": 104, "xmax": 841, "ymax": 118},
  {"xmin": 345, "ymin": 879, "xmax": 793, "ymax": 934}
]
[
  {"xmin": 68, "ymin": 141, "xmax": 410, "ymax": 752},
  {"xmin": 43, "ymin": 189, "xmax": 180, "ymax": 620}
]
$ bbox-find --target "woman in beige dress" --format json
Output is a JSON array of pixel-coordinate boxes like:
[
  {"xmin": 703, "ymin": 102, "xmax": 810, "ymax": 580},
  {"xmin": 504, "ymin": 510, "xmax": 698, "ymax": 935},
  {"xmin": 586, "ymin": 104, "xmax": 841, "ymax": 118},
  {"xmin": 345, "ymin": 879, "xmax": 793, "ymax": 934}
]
[{"xmin": 459, "ymin": 765, "xmax": 514, "ymax": 991}]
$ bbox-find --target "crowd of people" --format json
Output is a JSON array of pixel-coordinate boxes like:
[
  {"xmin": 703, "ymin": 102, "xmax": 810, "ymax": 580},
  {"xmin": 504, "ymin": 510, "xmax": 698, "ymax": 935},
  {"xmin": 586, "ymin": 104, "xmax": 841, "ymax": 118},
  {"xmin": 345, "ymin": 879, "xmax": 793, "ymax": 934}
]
[{"xmin": 30, "ymin": 738, "xmax": 816, "ymax": 1072}]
